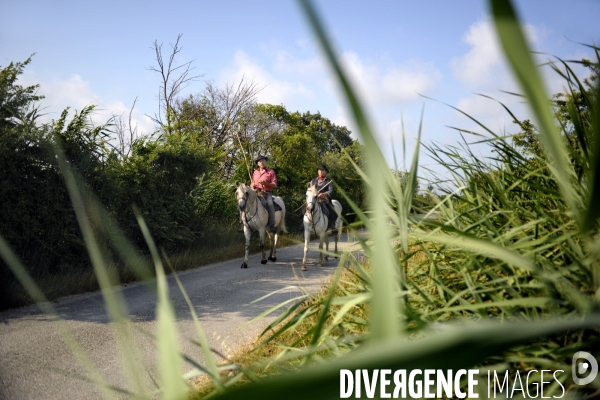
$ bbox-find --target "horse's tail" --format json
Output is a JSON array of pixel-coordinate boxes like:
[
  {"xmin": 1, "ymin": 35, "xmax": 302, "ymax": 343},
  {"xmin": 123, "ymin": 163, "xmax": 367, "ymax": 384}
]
[{"xmin": 275, "ymin": 197, "xmax": 288, "ymax": 234}]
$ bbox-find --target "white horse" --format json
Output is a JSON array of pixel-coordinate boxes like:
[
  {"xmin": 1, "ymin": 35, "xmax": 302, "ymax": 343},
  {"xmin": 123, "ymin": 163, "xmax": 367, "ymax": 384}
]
[
  {"xmin": 301, "ymin": 184, "xmax": 342, "ymax": 270},
  {"xmin": 235, "ymin": 182, "xmax": 287, "ymax": 268}
]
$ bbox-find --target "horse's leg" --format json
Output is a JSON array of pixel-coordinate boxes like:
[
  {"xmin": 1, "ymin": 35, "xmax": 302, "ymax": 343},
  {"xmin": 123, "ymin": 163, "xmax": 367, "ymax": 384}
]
[
  {"xmin": 334, "ymin": 207, "xmax": 342, "ymax": 259},
  {"xmin": 301, "ymin": 226, "xmax": 310, "ymax": 271},
  {"xmin": 268, "ymin": 215, "xmax": 277, "ymax": 262},
  {"xmin": 269, "ymin": 231, "xmax": 278, "ymax": 262},
  {"xmin": 324, "ymin": 233, "xmax": 329, "ymax": 262},
  {"xmin": 259, "ymin": 228, "xmax": 267, "ymax": 264},
  {"xmin": 334, "ymin": 230, "xmax": 339, "ymax": 258},
  {"xmin": 241, "ymin": 225, "xmax": 250, "ymax": 268},
  {"xmin": 318, "ymin": 234, "xmax": 324, "ymax": 267}
]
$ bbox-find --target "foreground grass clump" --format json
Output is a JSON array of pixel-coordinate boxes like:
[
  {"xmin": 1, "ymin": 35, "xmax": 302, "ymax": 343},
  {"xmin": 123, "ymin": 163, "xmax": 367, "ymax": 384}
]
[{"xmin": 187, "ymin": 1, "xmax": 600, "ymax": 398}]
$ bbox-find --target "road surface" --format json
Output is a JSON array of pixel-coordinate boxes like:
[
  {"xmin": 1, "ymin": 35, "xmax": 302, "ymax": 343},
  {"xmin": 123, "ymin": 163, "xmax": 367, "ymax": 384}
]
[{"xmin": 0, "ymin": 235, "xmax": 358, "ymax": 399}]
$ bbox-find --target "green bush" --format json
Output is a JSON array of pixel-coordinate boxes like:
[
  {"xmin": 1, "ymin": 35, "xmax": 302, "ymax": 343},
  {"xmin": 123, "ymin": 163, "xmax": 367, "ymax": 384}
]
[{"xmin": 106, "ymin": 133, "xmax": 211, "ymax": 251}]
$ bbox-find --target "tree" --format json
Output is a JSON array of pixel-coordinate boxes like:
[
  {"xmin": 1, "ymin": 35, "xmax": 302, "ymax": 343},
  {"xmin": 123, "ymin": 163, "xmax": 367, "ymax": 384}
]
[
  {"xmin": 148, "ymin": 34, "xmax": 203, "ymax": 133},
  {"xmin": 257, "ymin": 105, "xmax": 364, "ymax": 227},
  {"xmin": 273, "ymin": 109, "xmax": 354, "ymax": 156},
  {"xmin": 108, "ymin": 132, "xmax": 211, "ymax": 250},
  {"xmin": 323, "ymin": 141, "xmax": 365, "ymax": 222},
  {"xmin": 172, "ymin": 78, "xmax": 266, "ymax": 177},
  {"xmin": 1, "ymin": 57, "xmax": 116, "ymax": 289},
  {"xmin": 111, "ymin": 97, "xmax": 142, "ymax": 160}
]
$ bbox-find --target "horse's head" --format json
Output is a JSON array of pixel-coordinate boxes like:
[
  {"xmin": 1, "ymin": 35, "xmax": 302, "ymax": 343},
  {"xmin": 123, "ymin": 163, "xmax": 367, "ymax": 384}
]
[
  {"xmin": 235, "ymin": 182, "xmax": 249, "ymax": 212},
  {"xmin": 305, "ymin": 184, "xmax": 318, "ymax": 212}
]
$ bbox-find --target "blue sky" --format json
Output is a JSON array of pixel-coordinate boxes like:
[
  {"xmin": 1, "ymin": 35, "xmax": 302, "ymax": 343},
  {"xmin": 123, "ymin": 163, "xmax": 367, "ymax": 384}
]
[{"xmin": 2, "ymin": 0, "xmax": 599, "ymax": 180}]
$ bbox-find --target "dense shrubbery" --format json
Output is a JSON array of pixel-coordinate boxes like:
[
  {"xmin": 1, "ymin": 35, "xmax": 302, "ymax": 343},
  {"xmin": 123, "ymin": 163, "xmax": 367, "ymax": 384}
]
[
  {"xmin": 0, "ymin": 59, "xmax": 90, "ymax": 284},
  {"xmin": 105, "ymin": 133, "xmax": 211, "ymax": 250}
]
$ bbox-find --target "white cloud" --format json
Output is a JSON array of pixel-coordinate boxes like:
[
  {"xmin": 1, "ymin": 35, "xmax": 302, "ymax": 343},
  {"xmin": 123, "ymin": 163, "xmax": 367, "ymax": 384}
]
[
  {"xmin": 18, "ymin": 73, "xmax": 155, "ymax": 135},
  {"xmin": 451, "ymin": 20, "xmax": 505, "ymax": 88},
  {"xmin": 296, "ymin": 38, "xmax": 310, "ymax": 49},
  {"xmin": 40, "ymin": 74, "xmax": 99, "ymax": 113},
  {"xmin": 219, "ymin": 50, "xmax": 315, "ymax": 105},
  {"xmin": 329, "ymin": 105, "xmax": 359, "ymax": 139},
  {"xmin": 454, "ymin": 94, "xmax": 525, "ymax": 135},
  {"xmin": 218, "ymin": 46, "xmax": 442, "ymax": 126},
  {"xmin": 95, "ymin": 99, "xmax": 156, "ymax": 136},
  {"xmin": 449, "ymin": 19, "xmax": 553, "ymax": 135},
  {"xmin": 451, "ymin": 18, "xmax": 545, "ymax": 91},
  {"xmin": 339, "ymin": 51, "xmax": 442, "ymax": 105},
  {"xmin": 273, "ymin": 49, "xmax": 321, "ymax": 76},
  {"xmin": 215, "ymin": 45, "xmax": 445, "ymax": 168}
]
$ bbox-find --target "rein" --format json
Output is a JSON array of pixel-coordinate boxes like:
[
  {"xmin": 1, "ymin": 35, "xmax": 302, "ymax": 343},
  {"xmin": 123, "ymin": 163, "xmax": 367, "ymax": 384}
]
[
  {"xmin": 242, "ymin": 193, "xmax": 259, "ymax": 226},
  {"xmin": 241, "ymin": 189, "xmax": 270, "ymax": 232},
  {"xmin": 295, "ymin": 181, "xmax": 332, "ymax": 213},
  {"xmin": 305, "ymin": 195, "xmax": 326, "ymax": 234}
]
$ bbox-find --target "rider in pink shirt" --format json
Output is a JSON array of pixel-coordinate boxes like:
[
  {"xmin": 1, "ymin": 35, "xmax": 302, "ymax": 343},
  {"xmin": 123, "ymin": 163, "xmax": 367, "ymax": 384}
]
[{"xmin": 251, "ymin": 155, "xmax": 278, "ymax": 232}]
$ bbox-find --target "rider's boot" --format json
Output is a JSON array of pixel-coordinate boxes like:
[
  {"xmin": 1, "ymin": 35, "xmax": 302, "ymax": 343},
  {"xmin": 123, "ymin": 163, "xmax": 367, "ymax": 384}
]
[{"xmin": 328, "ymin": 204, "xmax": 337, "ymax": 230}]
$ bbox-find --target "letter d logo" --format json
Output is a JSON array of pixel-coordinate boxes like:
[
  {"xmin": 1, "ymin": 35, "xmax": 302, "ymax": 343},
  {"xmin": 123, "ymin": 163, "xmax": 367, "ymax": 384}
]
[{"xmin": 572, "ymin": 351, "xmax": 598, "ymax": 385}]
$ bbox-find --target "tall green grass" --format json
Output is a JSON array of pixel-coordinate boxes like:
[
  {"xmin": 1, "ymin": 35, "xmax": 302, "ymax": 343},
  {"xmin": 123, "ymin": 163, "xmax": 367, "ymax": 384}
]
[{"xmin": 1, "ymin": 0, "xmax": 599, "ymax": 399}]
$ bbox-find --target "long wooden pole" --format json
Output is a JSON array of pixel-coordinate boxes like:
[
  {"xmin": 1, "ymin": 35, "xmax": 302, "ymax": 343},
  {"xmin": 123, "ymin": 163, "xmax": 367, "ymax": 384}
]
[{"xmin": 234, "ymin": 130, "xmax": 253, "ymax": 183}]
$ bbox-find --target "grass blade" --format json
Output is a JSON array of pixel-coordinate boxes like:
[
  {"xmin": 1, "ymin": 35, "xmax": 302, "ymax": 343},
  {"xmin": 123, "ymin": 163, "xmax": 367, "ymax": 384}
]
[
  {"xmin": 298, "ymin": 0, "xmax": 401, "ymax": 340},
  {"xmin": 134, "ymin": 208, "xmax": 187, "ymax": 400},
  {"xmin": 163, "ymin": 252, "xmax": 224, "ymax": 393}
]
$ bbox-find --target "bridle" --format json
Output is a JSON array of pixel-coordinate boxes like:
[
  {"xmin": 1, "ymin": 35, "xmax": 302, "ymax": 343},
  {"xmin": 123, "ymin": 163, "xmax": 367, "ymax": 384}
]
[
  {"xmin": 238, "ymin": 187, "xmax": 260, "ymax": 228},
  {"xmin": 305, "ymin": 189, "xmax": 324, "ymax": 233}
]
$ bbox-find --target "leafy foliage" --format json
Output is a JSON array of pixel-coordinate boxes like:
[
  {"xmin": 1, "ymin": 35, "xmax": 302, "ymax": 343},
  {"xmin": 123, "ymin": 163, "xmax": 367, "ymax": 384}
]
[
  {"xmin": 0, "ymin": 56, "xmax": 43, "ymax": 127},
  {"xmin": 0, "ymin": 54, "xmax": 365, "ymax": 308}
]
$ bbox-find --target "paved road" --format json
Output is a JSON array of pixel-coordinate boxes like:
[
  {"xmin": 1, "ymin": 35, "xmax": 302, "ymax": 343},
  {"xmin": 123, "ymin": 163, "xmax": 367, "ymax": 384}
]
[{"xmin": 0, "ymin": 235, "xmax": 358, "ymax": 399}]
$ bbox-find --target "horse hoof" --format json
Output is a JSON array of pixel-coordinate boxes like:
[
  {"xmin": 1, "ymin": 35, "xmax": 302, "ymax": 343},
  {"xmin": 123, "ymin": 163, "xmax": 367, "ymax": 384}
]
[
  {"xmin": 241, "ymin": 263, "xmax": 247, "ymax": 269},
  {"xmin": 318, "ymin": 263, "xmax": 323, "ymax": 268},
  {"xmin": 268, "ymin": 257, "xmax": 276, "ymax": 262},
  {"xmin": 261, "ymin": 259, "xmax": 268, "ymax": 265},
  {"xmin": 301, "ymin": 265, "xmax": 307, "ymax": 271}
]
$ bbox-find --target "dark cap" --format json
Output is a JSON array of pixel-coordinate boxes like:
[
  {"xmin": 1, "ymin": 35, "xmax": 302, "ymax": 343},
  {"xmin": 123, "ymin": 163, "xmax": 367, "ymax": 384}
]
[{"xmin": 317, "ymin": 164, "xmax": 329, "ymax": 173}]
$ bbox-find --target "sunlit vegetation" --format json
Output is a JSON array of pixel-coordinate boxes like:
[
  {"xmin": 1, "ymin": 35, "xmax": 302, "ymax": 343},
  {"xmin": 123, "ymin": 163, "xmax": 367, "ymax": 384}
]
[
  {"xmin": 0, "ymin": 51, "xmax": 364, "ymax": 309},
  {"xmin": 1, "ymin": 0, "xmax": 599, "ymax": 398}
]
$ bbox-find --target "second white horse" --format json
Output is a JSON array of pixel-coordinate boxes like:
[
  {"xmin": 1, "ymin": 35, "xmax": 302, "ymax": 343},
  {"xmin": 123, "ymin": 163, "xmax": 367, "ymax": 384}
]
[{"xmin": 301, "ymin": 184, "xmax": 342, "ymax": 270}]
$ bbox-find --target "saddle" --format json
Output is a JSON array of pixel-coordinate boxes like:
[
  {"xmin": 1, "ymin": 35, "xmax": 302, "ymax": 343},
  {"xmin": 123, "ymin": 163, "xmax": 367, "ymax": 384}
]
[
  {"xmin": 319, "ymin": 200, "xmax": 338, "ymax": 231},
  {"xmin": 258, "ymin": 194, "xmax": 282, "ymax": 211},
  {"xmin": 318, "ymin": 201, "xmax": 329, "ymax": 216}
]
